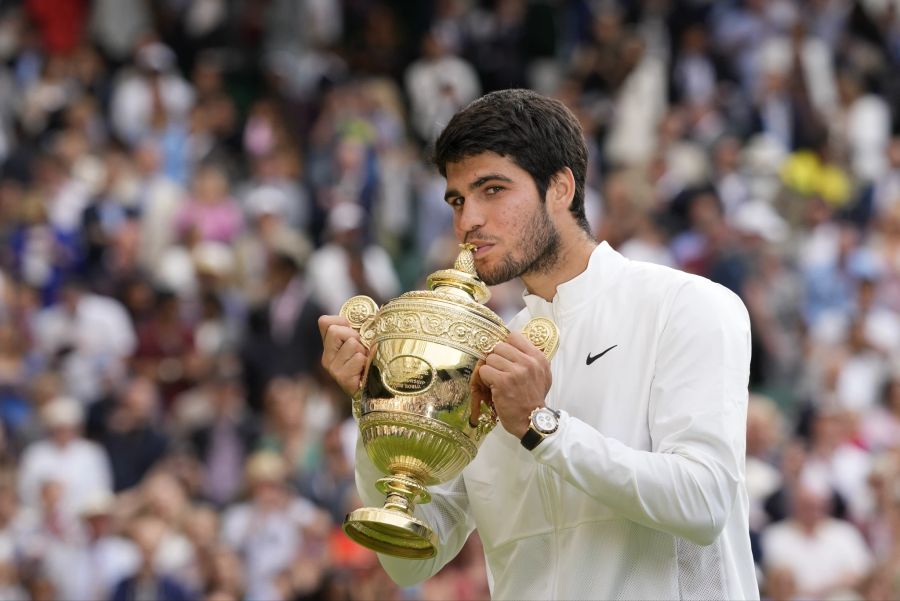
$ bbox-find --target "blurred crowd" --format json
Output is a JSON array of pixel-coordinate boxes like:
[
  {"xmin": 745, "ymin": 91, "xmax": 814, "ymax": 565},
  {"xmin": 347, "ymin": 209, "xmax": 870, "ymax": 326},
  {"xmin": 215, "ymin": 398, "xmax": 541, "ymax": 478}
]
[{"xmin": 0, "ymin": 0, "xmax": 898, "ymax": 599}]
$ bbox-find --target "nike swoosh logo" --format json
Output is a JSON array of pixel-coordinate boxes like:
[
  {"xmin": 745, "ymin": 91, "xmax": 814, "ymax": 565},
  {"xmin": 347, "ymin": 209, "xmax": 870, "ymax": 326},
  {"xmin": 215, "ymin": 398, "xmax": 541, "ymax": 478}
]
[{"xmin": 586, "ymin": 345, "xmax": 617, "ymax": 365}]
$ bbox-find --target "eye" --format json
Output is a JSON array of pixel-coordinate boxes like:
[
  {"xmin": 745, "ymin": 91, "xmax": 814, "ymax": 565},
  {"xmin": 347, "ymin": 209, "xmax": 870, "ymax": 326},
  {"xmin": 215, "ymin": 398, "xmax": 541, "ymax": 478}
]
[
  {"xmin": 485, "ymin": 186, "xmax": 504, "ymax": 195},
  {"xmin": 447, "ymin": 196, "xmax": 464, "ymax": 209}
]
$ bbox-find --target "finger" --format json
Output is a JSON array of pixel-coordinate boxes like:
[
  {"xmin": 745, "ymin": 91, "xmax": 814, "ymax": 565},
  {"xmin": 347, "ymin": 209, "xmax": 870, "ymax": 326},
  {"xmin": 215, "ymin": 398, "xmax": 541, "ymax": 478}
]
[
  {"xmin": 476, "ymin": 364, "xmax": 502, "ymax": 388},
  {"xmin": 333, "ymin": 336, "xmax": 367, "ymax": 367},
  {"xmin": 318, "ymin": 314, "xmax": 351, "ymax": 341},
  {"xmin": 484, "ymin": 351, "xmax": 517, "ymax": 373},
  {"xmin": 488, "ymin": 341, "xmax": 526, "ymax": 362},
  {"xmin": 342, "ymin": 350, "xmax": 369, "ymax": 390},
  {"xmin": 330, "ymin": 346, "xmax": 369, "ymax": 396},
  {"xmin": 321, "ymin": 324, "xmax": 361, "ymax": 365},
  {"xmin": 489, "ymin": 340, "xmax": 539, "ymax": 371}
]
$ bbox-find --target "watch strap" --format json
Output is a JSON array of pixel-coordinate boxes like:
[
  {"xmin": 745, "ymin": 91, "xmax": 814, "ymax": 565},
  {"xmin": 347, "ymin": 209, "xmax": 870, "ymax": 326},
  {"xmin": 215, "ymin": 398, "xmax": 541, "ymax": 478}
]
[{"xmin": 520, "ymin": 427, "xmax": 544, "ymax": 451}]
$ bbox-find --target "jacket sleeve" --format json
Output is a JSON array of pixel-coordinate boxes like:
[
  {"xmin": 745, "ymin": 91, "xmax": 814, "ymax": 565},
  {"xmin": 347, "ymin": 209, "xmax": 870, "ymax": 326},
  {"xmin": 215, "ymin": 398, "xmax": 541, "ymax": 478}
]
[
  {"xmin": 354, "ymin": 436, "xmax": 476, "ymax": 586},
  {"xmin": 532, "ymin": 279, "xmax": 751, "ymax": 546}
]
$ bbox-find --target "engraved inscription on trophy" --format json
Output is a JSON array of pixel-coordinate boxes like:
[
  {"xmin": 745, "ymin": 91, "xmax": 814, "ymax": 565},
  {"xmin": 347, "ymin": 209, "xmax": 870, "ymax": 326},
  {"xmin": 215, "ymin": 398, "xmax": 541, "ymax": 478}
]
[{"xmin": 381, "ymin": 355, "xmax": 435, "ymax": 396}]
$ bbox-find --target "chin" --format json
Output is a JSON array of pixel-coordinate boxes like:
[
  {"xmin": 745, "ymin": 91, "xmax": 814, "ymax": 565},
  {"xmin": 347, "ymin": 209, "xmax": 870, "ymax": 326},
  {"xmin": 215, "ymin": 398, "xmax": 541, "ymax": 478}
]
[{"xmin": 477, "ymin": 270, "xmax": 512, "ymax": 287}]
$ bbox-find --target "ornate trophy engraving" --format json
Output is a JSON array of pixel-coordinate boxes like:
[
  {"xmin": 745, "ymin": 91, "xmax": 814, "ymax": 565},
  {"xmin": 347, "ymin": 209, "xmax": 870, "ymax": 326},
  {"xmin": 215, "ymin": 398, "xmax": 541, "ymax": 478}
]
[{"xmin": 339, "ymin": 244, "xmax": 559, "ymax": 559}]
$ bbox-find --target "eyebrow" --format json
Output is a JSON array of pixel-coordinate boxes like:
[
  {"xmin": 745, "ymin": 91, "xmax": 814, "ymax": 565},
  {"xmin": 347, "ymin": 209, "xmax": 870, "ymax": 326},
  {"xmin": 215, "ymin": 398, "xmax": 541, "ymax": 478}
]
[{"xmin": 444, "ymin": 173, "xmax": 514, "ymax": 202}]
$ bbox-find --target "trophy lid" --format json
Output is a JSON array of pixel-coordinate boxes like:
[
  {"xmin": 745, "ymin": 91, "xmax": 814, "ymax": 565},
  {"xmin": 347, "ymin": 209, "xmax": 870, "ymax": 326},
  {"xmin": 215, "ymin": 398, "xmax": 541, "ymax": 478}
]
[{"xmin": 426, "ymin": 244, "xmax": 491, "ymax": 304}]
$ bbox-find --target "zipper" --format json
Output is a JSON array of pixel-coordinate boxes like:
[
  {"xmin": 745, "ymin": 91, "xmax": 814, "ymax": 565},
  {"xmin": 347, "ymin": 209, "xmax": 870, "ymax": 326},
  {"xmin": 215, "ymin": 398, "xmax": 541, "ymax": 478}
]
[{"xmin": 546, "ymin": 302, "xmax": 563, "ymax": 598}]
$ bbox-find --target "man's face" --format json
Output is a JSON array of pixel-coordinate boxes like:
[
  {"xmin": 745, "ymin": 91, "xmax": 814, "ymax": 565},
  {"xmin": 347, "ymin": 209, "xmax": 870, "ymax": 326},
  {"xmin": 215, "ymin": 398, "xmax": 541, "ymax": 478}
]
[{"xmin": 445, "ymin": 152, "xmax": 560, "ymax": 286}]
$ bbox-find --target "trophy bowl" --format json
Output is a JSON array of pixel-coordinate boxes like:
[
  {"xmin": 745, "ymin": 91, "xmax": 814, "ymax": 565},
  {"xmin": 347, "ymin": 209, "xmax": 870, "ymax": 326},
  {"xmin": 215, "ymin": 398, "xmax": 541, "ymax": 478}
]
[{"xmin": 339, "ymin": 244, "xmax": 559, "ymax": 559}]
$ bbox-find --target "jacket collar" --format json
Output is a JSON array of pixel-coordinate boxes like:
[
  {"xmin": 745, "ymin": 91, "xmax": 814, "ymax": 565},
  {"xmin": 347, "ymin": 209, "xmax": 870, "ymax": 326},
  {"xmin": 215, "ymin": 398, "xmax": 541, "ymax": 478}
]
[{"xmin": 522, "ymin": 241, "xmax": 627, "ymax": 318}]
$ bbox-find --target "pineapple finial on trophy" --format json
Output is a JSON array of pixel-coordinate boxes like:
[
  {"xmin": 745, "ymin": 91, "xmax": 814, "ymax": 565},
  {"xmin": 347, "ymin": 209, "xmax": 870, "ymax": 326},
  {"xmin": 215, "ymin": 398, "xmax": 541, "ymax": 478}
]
[
  {"xmin": 426, "ymin": 243, "xmax": 491, "ymax": 304},
  {"xmin": 454, "ymin": 243, "xmax": 477, "ymax": 274}
]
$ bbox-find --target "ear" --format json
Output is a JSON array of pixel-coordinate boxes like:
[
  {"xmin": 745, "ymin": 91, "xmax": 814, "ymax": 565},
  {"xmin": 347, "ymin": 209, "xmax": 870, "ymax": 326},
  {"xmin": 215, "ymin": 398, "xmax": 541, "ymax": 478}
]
[{"xmin": 547, "ymin": 167, "xmax": 576, "ymax": 216}]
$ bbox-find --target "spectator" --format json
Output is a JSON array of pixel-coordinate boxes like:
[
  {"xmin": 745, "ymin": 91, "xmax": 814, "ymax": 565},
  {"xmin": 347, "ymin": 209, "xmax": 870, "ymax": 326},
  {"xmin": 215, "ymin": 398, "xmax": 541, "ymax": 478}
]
[
  {"xmin": 110, "ymin": 41, "xmax": 194, "ymax": 146},
  {"xmin": 306, "ymin": 201, "xmax": 401, "ymax": 315},
  {"xmin": 97, "ymin": 376, "xmax": 169, "ymax": 492},
  {"xmin": 42, "ymin": 493, "xmax": 138, "ymax": 601},
  {"xmin": 188, "ymin": 372, "xmax": 259, "ymax": 506},
  {"xmin": 132, "ymin": 289, "xmax": 195, "ymax": 406},
  {"xmin": 762, "ymin": 484, "xmax": 873, "ymax": 599},
  {"xmin": 257, "ymin": 377, "xmax": 318, "ymax": 480},
  {"xmin": 17, "ymin": 396, "xmax": 112, "ymax": 517},
  {"xmin": 233, "ymin": 184, "xmax": 312, "ymax": 307},
  {"xmin": 240, "ymin": 248, "xmax": 323, "ymax": 409},
  {"xmin": 404, "ymin": 30, "xmax": 480, "ymax": 144},
  {"xmin": 111, "ymin": 513, "xmax": 196, "ymax": 601},
  {"xmin": 32, "ymin": 276, "xmax": 136, "ymax": 404},
  {"xmin": 221, "ymin": 451, "xmax": 327, "ymax": 601},
  {"xmin": 174, "ymin": 162, "xmax": 244, "ymax": 245},
  {"xmin": 860, "ymin": 367, "xmax": 900, "ymax": 453}
]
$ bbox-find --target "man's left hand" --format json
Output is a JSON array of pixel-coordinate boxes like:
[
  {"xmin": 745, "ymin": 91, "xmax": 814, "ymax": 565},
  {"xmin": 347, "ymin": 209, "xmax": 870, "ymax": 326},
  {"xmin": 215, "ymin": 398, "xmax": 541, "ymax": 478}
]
[{"xmin": 476, "ymin": 331, "xmax": 552, "ymax": 439}]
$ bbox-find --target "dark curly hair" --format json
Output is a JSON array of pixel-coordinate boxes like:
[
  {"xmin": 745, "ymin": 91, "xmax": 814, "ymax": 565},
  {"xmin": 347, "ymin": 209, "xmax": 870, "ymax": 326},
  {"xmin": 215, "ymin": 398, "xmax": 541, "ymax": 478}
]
[{"xmin": 433, "ymin": 89, "xmax": 590, "ymax": 233}]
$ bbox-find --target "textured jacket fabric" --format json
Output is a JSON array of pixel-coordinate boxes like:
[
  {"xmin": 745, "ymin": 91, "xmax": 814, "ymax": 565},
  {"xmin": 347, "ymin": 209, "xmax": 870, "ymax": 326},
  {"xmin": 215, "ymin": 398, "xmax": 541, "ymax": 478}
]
[{"xmin": 354, "ymin": 242, "xmax": 759, "ymax": 600}]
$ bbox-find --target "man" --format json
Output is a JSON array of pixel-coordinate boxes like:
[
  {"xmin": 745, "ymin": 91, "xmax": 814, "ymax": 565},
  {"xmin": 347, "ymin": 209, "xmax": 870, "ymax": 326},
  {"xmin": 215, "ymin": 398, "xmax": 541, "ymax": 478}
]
[
  {"xmin": 319, "ymin": 89, "xmax": 758, "ymax": 599},
  {"xmin": 761, "ymin": 484, "xmax": 872, "ymax": 599},
  {"xmin": 17, "ymin": 396, "xmax": 113, "ymax": 518},
  {"xmin": 221, "ymin": 451, "xmax": 327, "ymax": 601},
  {"xmin": 110, "ymin": 513, "xmax": 195, "ymax": 601},
  {"xmin": 33, "ymin": 277, "xmax": 137, "ymax": 404},
  {"xmin": 42, "ymin": 494, "xmax": 139, "ymax": 601},
  {"xmin": 240, "ymin": 249, "xmax": 323, "ymax": 410},
  {"xmin": 306, "ymin": 201, "xmax": 401, "ymax": 316}
]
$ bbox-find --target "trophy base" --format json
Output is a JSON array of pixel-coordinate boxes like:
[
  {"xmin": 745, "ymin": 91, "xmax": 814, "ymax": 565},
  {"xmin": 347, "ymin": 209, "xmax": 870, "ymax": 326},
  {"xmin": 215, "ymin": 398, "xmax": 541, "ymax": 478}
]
[{"xmin": 343, "ymin": 507, "xmax": 438, "ymax": 559}]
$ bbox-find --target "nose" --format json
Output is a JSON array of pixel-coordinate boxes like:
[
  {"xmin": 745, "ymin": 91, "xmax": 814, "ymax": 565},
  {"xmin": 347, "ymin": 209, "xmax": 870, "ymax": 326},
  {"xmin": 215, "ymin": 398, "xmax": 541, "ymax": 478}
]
[{"xmin": 455, "ymin": 200, "xmax": 486, "ymax": 239}]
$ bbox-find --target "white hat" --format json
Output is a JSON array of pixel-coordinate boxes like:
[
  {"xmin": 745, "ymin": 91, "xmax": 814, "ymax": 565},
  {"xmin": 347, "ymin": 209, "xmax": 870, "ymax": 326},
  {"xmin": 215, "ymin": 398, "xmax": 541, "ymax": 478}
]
[
  {"xmin": 732, "ymin": 199, "xmax": 789, "ymax": 244},
  {"xmin": 245, "ymin": 450, "xmax": 288, "ymax": 484},
  {"xmin": 326, "ymin": 202, "xmax": 365, "ymax": 235},
  {"xmin": 245, "ymin": 186, "xmax": 289, "ymax": 218},
  {"xmin": 192, "ymin": 241, "xmax": 235, "ymax": 277},
  {"xmin": 136, "ymin": 42, "xmax": 176, "ymax": 72},
  {"xmin": 42, "ymin": 396, "xmax": 84, "ymax": 428},
  {"xmin": 79, "ymin": 492, "xmax": 116, "ymax": 517}
]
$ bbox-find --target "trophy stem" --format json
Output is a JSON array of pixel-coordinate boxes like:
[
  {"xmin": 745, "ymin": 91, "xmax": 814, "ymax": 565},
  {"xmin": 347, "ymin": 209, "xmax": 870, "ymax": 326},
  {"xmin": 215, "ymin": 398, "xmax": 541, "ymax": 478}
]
[
  {"xmin": 378, "ymin": 473, "xmax": 432, "ymax": 514},
  {"xmin": 342, "ymin": 472, "xmax": 439, "ymax": 559}
]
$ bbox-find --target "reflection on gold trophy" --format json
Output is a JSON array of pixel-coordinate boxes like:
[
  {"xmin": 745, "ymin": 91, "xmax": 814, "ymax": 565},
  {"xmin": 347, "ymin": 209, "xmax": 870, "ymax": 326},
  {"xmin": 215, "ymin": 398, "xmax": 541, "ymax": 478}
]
[{"xmin": 339, "ymin": 243, "xmax": 559, "ymax": 559}]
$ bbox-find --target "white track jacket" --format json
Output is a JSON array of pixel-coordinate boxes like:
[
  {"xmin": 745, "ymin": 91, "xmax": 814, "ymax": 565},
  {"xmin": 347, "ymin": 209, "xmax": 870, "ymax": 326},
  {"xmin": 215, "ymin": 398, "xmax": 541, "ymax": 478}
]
[{"xmin": 354, "ymin": 242, "xmax": 760, "ymax": 600}]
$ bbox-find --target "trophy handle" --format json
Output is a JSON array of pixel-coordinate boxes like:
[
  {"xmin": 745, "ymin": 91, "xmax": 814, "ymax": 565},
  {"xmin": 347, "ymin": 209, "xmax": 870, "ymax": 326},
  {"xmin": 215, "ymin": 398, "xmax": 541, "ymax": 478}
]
[
  {"xmin": 339, "ymin": 295, "xmax": 379, "ymax": 348},
  {"xmin": 521, "ymin": 317, "xmax": 560, "ymax": 360},
  {"xmin": 469, "ymin": 318, "xmax": 560, "ymax": 432},
  {"xmin": 339, "ymin": 296, "xmax": 379, "ymax": 417}
]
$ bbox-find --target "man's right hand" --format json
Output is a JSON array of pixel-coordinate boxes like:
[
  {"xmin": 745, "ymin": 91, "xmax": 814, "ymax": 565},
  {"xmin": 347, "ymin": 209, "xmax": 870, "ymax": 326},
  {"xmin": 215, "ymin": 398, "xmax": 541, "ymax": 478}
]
[{"xmin": 318, "ymin": 314, "xmax": 370, "ymax": 397}]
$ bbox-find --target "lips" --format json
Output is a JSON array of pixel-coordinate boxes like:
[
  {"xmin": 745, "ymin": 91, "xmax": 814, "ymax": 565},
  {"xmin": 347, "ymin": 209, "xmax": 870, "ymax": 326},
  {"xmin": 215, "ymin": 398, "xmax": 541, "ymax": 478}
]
[{"xmin": 465, "ymin": 239, "xmax": 495, "ymax": 257}]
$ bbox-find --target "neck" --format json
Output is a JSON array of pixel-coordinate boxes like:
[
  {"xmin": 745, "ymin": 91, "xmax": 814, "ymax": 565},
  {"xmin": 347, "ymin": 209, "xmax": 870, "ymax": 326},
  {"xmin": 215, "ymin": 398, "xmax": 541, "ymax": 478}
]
[
  {"xmin": 797, "ymin": 519, "xmax": 819, "ymax": 536},
  {"xmin": 521, "ymin": 231, "xmax": 597, "ymax": 301}
]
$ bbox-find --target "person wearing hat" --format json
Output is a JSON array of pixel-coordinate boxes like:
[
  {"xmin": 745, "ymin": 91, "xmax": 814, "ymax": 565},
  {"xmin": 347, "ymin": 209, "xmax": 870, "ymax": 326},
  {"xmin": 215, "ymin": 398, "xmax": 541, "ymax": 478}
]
[
  {"xmin": 17, "ymin": 396, "xmax": 113, "ymax": 519},
  {"xmin": 306, "ymin": 201, "xmax": 401, "ymax": 315},
  {"xmin": 220, "ymin": 451, "xmax": 326, "ymax": 601},
  {"xmin": 109, "ymin": 41, "xmax": 194, "ymax": 145},
  {"xmin": 233, "ymin": 185, "xmax": 313, "ymax": 306},
  {"xmin": 42, "ymin": 492, "xmax": 139, "ymax": 601}
]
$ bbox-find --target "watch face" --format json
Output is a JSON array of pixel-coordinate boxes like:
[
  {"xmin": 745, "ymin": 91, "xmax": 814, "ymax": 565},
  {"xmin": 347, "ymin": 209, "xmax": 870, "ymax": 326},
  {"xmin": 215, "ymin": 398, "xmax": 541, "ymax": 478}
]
[{"xmin": 533, "ymin": 409, "xmax": 558, "ymax": 433}]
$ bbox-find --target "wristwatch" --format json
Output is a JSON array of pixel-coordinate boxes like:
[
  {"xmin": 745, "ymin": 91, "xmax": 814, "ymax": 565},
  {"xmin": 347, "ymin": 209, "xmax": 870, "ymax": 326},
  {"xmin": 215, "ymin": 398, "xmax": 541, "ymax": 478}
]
[{"xmin": 520, "ymin": 407, "xmax": 560, "ymax": 450}]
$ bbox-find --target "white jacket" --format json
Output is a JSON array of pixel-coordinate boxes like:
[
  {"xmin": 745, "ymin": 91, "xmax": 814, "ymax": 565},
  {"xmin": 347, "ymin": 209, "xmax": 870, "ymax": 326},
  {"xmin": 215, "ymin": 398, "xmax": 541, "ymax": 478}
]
[{"xmin": 355, "ymin": 242, "xmax": 759, "ymax": 600}]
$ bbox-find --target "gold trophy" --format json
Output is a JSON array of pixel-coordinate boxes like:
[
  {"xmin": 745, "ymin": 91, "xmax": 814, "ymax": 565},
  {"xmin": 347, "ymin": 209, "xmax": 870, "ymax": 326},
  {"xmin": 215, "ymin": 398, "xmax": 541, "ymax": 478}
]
[{"xmin": 339, "ymin": 243, "xmax": 559, "ymax": 559}]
